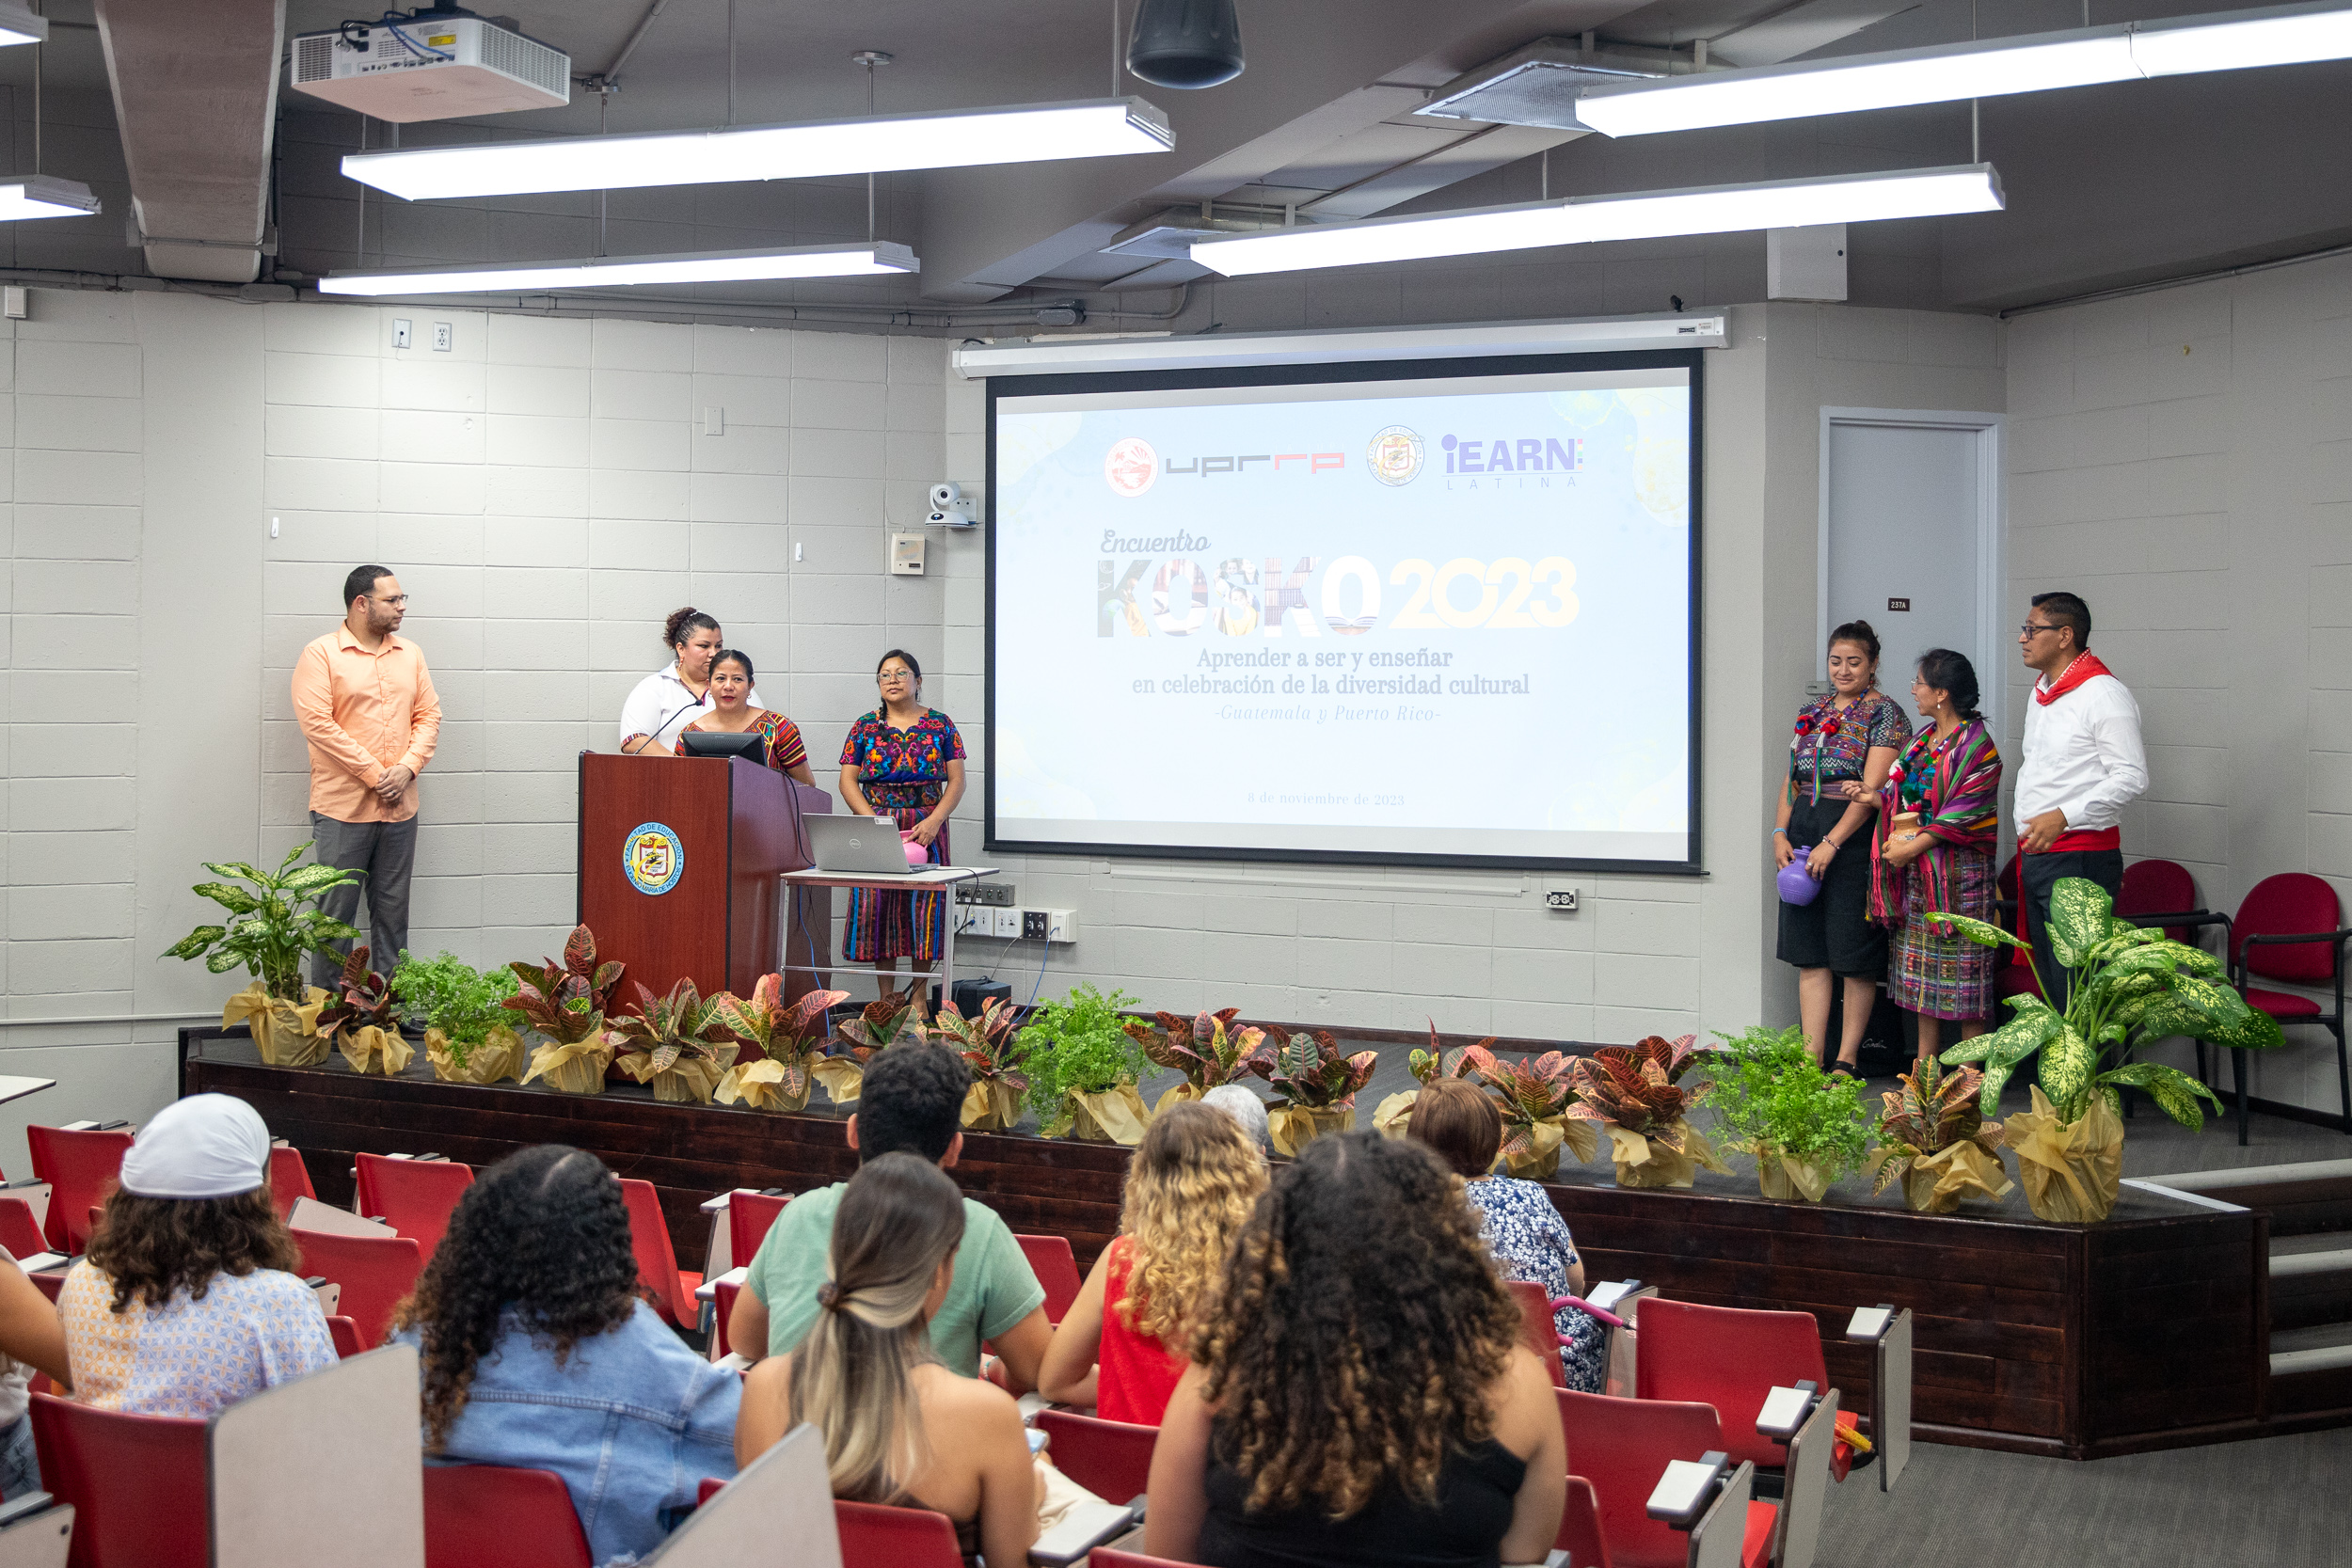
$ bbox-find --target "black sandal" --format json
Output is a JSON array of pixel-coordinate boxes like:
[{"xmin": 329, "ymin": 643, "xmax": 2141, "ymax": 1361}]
[{"xmin": 1828, "ymin": 1060, "xmax": 1860, "ymax": 1079}]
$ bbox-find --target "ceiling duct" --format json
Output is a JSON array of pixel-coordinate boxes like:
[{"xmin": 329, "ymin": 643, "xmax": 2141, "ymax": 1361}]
[
  {"xmin": 1418, "ymin": 37, "xmax": 1672, "ymax": 132},
  {"xmin": 1104, "ymin": 204, "xmax": 1305, "ymax": 260}
]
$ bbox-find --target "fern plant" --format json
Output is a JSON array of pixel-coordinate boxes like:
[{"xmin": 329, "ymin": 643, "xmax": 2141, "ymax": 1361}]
[
  {"xmin": 163, "ymin": 843, "xmax": 360, "ymax": 1001},
  {"xmin": 1702, "ymin": 1025, "xmax": 1870, "ymax": 1181},
  {"xmin": 1021, "ymin": 984, "xmax": 1145, "ymax": 1122}
]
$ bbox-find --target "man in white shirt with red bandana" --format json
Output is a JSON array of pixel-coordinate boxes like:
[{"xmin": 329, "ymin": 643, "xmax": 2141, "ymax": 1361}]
[{"xmin": 2014, "ymin": 590, "xmax": 2148, "ymax": 1012}]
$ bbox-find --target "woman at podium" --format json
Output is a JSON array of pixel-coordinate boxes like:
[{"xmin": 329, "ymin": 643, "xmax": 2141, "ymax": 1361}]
[
  {"xmin": 674, "ymin": 651, "xmax": 816, "ymax": 786},
  {"xmin": 618, "ymin": 607, "xmax": 765, "ymax": 755},
  {"xmin": 839, "ymin": 650, "xmax": 966, "ymax": 1008}
]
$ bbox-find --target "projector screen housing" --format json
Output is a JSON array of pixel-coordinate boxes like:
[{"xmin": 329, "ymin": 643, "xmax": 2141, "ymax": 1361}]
[{"xmin": 984, "ymin": 350, "xmax": 1704, "ymax": 874}]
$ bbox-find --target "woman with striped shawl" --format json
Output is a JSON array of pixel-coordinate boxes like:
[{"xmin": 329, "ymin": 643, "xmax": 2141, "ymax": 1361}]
[{"xmin": 1864, "ymin": 649, "xmax": 2004, "ymax": 1058}]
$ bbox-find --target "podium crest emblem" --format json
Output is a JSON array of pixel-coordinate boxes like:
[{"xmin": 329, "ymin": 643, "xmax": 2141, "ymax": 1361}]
[{"xmin": 624, "ymin": 821, "xmax": 684, "ymax": 895}]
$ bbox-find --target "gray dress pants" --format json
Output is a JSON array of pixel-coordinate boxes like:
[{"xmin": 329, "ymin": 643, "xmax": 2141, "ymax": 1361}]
[{"xmin": 308, "ymin": 812, "xmax": 419, "ymax": 988}]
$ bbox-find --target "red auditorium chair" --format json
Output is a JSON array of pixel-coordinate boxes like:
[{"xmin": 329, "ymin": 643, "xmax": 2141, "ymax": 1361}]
[
  {"xmin": 1634, "ymin": 1299, "xmax": 1826, "ymax": 1473},
  {"xmin": 0, "ymin": 1197, "xmax": 45, "ymax": 1261},
  {"xmin": 728, "ymin": 1190, "xmax": 791, "ymax": 1269},
  {"xmin": 711, "ymin": 1277, "xmax": 743, "ymax": 1359},
  {"xmin": 2156, "ymin": 873, "xmax": 2352, "ymax": 1143},
  {"xmin": 354, "ymin": 1153, "xmax": 476, "ymax": 1261},
  {"xmin": 1014, "ymin": 1234, "xmax": 1083, "ymax": 1325},
  {"xmin": 1093, "ymin": 1552, "xmax": 1195, "ymax": 1568},
  {"xmin": 24, "ymin": 1126, "xmax": 134, "ymax": 1255},
  {"xmin": 619, "ymin": 1179, "xmax": 702, "ymax": 1328},
  {"xmin": 1555, "ymin": 1389, "xmax": 1773, "ymax": 1568},
  {"xmin": 423, "ymin": 1465, "xmax": 593, "ymax": 1568},
  {"xmin": 834, "ymin": 1499, "xmax": 965, "ymax": 1568},
  {"xmin": 266, "ymin": 1145, "xmax": 316, "ymax": 1219},
  {"xmin": 1035, "ymin": 1409, "xmax": 1156, "ymax": 1503},
  {"xmin": 29, "ymin": 1391, "xmax": 207, "ymax": 1568},
  {"xmin": 326, "ymin": 1316, "xmax": 368, "ymax": 1359},
  {"xmin": 1508, "ymin": 1280, "xmax": 1568, "ymax": 1389},
  {"xmin": 1556, "ymin": 1475, "xmax": 1613, "ymax": 1568},
  {"xmin": 290, "ymin": 1227, "xmax": 423, "ymax": 1349}
]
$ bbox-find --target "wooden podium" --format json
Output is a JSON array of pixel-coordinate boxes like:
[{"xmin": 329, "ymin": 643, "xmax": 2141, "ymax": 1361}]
[{"xmin": 577, "ymin": 752, "xmax": 833, "ymax": 1005}]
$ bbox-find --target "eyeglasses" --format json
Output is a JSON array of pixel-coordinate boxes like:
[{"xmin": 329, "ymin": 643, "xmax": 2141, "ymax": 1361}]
[
  {"xmin": 373, "ymin": 594, "xmax": 409, "ymax": 607},
  {"xmin": 2018, "ymin": 621, "xmax": 2058, "ymax": 637}
]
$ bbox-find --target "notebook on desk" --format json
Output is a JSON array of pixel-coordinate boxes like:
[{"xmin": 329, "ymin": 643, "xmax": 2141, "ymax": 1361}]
[{"xmin": 805, "ymin": 815, "xmax": 929, "ymax": 876}]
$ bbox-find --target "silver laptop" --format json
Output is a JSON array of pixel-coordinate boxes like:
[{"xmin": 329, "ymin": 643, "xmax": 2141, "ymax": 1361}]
[{"xmin": 805, "ymin": 814, "xmax": 929, "ymax": 876}]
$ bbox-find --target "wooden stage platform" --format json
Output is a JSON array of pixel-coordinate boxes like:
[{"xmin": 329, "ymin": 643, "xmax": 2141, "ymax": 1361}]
[{"xmin": 183, "ymin": 1026, "xmax": 2275, "ymax": 1462}]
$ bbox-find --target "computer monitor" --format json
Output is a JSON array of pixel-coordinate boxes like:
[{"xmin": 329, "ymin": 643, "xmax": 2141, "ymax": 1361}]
[{"xmin": 681, "ymin": 730, "xmax": 768, "ymax": 764}]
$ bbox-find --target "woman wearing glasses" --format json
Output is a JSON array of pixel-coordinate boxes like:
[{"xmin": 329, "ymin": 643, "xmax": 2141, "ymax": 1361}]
[
  {"xmin": 839, "ymin": 651, "xmax": 966, "ymax": 1013},
  {"xmin": 1774, "ymin": 620, "xmax": 1912, "ymax": 1073}
]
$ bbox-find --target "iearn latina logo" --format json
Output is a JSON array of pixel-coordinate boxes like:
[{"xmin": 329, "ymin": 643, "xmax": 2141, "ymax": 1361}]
[
  {"xmin": 1366, "ymin": 425, "xmax": 1424, "ymax": 486},
  {"xmin": 1104, "ymin": 436, "xmax": 1158, "ymax": 497},
  {"xmin": 624, "ymin": 822, "xmax": 684, "ymax": 895}
]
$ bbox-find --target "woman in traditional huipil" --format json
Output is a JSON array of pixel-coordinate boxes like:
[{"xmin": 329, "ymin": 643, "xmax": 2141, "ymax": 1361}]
[
  {"xmin": 838, "ymin": 650, "xmax": 965, "ymax": 1012},
  {"xmin": 1868, "ymin": 649, "xmax": 2003, "ymax": 1059},
  {"xmin": 1775, "ymin": 620, "xmax": 1913, "ymax": 1073},
  {"xmin": 673, "ymin": 650, "xmax": 815, "ymax": 786}
]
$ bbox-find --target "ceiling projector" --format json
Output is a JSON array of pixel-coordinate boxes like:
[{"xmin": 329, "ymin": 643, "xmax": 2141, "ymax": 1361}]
[{"xmin": 291, "ymin": 8, "xmax": 569, "ymax": 122}]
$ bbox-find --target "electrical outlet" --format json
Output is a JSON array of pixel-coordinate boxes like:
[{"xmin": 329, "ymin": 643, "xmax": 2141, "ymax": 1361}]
[
  {"xmin": 1546, "ymin": 889, "xmax": 1581, "ymax": 911},
  {"xmin": 431, "ymin": 321, "xmax": 453, "ymax": 352},
  {"xmin": 1022, "ymin": 909, "xmax": 1050, "ymax": 942},
  {"xmin": 954, "ymin": 883, "xmax": 1015, "ymax": 907},
  {"xmin": 390, "ymin": 318, "xmax": 412, "ymax": 349},
  {"xmin": 952, "ymin": 904, "xmax": 992, "ymax": 939}
]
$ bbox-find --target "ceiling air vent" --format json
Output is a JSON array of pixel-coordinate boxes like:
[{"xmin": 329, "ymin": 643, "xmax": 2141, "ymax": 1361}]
[{"xmin": 1419, "ymin": 37, "xmax": 1670, "ymax": 133}]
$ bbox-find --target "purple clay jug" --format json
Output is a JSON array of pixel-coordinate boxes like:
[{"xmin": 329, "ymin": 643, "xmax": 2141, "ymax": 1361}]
[{"xmin": 1777, "ymin": 851, "xmax": 1822, "ymax": 906}]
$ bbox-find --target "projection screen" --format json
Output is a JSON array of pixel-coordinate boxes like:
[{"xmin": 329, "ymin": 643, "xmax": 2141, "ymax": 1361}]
[{"xmin": 984, "ymin": 351, "xmax": 1702, "ymax": 872}]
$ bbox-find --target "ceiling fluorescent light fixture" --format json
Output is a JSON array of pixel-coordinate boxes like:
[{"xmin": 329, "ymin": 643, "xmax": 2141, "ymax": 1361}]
[
  {"xmin": 342, "ymin": 97, "xmax": 1173, "ymax": 200},
  {"xmin": 1576, "ymin": 0, "xmax": 2352, "ymax": 135},
  {"xmin": 0, "ymin": 4, "xmax": 45, "ymax": 46},
  {"xmin": 318, "ymin": 241, "xmax": 918, "ymax": 296},
  {"xmin": 1190, "ymin": 165, "xmax": 2002, "ymax": 276},
  {"xmin": 0, "ymin": 175, "xmax": 100, "ymax": 221}
]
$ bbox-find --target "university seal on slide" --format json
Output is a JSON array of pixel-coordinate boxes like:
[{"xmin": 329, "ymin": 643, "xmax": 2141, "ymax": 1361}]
[
  {"xmin": 1366, "ymin": 425, "xmax": 1423, "ymax": 486},
  {"xmin": 1104, "ymin": 436, "xmax": 1159, "ymax": 497},
  {"xmin": 624, "ymin": 822, "xmax": 684, "ymax": 895}
]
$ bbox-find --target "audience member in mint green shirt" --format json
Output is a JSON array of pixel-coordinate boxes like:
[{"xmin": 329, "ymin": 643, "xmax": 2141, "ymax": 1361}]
[{"xmin": 729, "ymin": 1043, "xmax": 1052, "ymax": 1390}]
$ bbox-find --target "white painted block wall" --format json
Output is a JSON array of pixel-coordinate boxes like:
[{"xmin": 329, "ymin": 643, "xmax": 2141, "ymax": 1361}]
[{"xmin": 2007, "ymin": 253, "xmax": 2352, "ymax": 1117}]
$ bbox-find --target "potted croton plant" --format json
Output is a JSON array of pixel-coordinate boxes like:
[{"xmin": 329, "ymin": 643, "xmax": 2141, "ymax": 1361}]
[
  {"xmin": 1123, "ymin": 1007, "xmax": 1263, "ymax": 1117},
  {"xmin": 605, "ymin": 979, "xmax": 735, "ymax": 1104},
  {"xmin": 1866, "ymin": 1055, "xmax": 2012, "ymax": 1213},
  {"xmin": 1372, "ymin": 1020, "xmax": 1475, "ymax": 1137},
  {"xmin": 711, "ymin": 976, "xmax": 854, "ymax": 1114},
  {"xmin": 1934, "ymin": 875, "xmax": 2277, "ymax": 1223},
  {"xmin": 394, "ymin": 951, "xmax": 528, "ymax": 1085},
  {"xmin": 1023, "ymin": 984, "xmax": 1149, "ymax": 1144},
  {"xmin": 1458, "ymin": 1044, "xmax": 1597, "ymax": 1180},
  {"xmin": 319, "ymin": 947, "xmax": 411, "ymax": 1077},
  {"xmin": 505, "ymin": 925, "xmax": 625, "ymax": 1092},
  {"xmin": 820, "ymin": 989, "xmax": 930, "ymax": 1106},
  {"xmin": 932, "ymin": 997, "xmax": 1029, "ymax": 1132},
  {"xmin": 1703, "ymin": 1025, "xmax": 1869, "ymax": 1202},
  {"xmin": 165, "ymin": 843, "xmax": 360, "ymax": 1067},
  {"xmin": 1246, "ymin": 1028, "xmax": 1377, "ymax": 1157},
  {"xmin": 1565, "ymin": 1035, "xmax": 1728, "ymax": 1189}
]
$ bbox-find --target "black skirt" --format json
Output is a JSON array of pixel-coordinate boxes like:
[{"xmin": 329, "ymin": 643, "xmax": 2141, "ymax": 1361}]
[{"xmin": 1776, "ymin": 792, "xmax": 1884, "ymax": 979}]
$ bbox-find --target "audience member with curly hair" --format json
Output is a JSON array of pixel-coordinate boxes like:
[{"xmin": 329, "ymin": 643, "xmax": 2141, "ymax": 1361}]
[
  {"xmin": 63, "ymin": 1094, "xmax": 335, "ymax": 1419},
  {"xmin": 1147, "ymin": 1132, "xmax": 1565, "ymax": 1568},
  {"xmin": 1037, "ymin": 1100, "xmax": 1266, "ymax": 1420},
  {"xmin": 736, "ymin": 1153, "xmax": 1044, "ymax": 1568},
  {"xmin": 389, "ymin": 1146, "xmax": 739, "ymax": 1566}
]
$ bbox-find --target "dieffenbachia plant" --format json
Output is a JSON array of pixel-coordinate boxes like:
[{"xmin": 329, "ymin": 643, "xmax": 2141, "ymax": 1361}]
[
  {"xmin": 164, "ymin": 843, "xmax": 360, "ymax": 1001},
  {"xmin": 1933, "ymin": 876, "xmax": 2281, "ymax": 1128}
]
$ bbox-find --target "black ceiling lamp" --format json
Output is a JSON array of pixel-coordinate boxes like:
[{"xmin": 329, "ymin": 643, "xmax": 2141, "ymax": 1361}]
[{"xmin": 1126, "ymin": 0, "xmax": 1244, "ymax": 88}]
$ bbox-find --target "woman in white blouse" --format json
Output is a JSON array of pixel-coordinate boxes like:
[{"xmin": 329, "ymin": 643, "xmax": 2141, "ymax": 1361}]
[{"xmin": 618, "ymin": 608, "xmax": 765, "ymax": 756}]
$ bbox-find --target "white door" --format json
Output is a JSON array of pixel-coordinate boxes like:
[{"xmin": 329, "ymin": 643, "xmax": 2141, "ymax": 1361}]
[{"xmin": 1819, "ymin": 411, "xmax": 2003, "ymax": 745}]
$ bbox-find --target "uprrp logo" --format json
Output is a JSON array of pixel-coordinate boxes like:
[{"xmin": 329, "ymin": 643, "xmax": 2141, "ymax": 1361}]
[
  {"xmin": 1366, "ymin": 425, "xmax": 1424, "ymax": 487},
  {"xmin": 1104, "ymin": 436, "xmax": 1158, "ymax": 497},
  {"xmin": 624, "ymin": 822, "xmax": 684, "ymax": 895}
]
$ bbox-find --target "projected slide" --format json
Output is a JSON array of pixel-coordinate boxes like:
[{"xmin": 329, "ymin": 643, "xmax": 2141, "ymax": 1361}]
[{"xmin": 988, "ymin": 358, "xmax": 1696, "ymax": 869}]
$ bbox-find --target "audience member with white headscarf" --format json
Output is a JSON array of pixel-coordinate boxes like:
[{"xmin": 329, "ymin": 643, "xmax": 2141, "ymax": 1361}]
[{"xmin": 60, "ymin": 1094, "xmax": 335, "ymax": 1418}]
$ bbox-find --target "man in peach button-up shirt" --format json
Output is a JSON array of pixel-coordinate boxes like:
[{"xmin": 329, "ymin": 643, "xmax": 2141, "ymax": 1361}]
[{"xmin": 292, "ymin": 564, "xmax": 441, "ymax": 988}]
